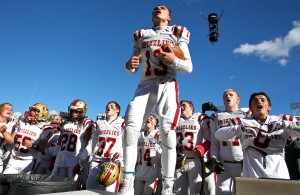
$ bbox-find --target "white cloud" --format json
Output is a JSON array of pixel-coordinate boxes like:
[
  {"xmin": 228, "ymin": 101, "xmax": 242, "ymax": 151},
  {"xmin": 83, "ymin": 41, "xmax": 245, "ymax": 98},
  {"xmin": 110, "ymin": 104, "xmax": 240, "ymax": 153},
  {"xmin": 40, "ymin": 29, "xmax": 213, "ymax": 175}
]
[
  {"xmin": 13, "ymin": 112, "xmax": 22, "ymax": 119},
  {"xmin": 229, "ymin": 75, "xmax": 235, "ymax": 80},
  {"xmin": 49, "ymin": 110, "xmax": 59, "ymax": 116},
  {"xmin": 233, "ymin": 21, "xmax": 300, "ymax": 66}
]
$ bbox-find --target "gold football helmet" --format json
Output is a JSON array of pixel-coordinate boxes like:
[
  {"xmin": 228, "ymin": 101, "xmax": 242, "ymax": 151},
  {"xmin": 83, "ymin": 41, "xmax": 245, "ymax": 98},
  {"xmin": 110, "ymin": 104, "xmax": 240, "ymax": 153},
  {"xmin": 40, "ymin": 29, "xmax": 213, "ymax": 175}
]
[
  {"xmin": 68, "ymin": 99, "xmax": 88, "ymax": 116},
  {"xmin": 47, "ymin": 114, "xmax": 62, "ymax": 124},
  {"xmin": 29, "ymin": 103, "xmax": 49, "ymax": 121},
  {"xmin": 97, "ymin": 162, "xmax": 120, "ymax": 186}
]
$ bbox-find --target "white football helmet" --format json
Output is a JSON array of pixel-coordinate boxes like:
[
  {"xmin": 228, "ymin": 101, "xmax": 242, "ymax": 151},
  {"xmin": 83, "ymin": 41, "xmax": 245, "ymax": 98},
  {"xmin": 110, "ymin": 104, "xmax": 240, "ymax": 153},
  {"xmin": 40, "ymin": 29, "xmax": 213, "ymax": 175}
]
[{"xmin": 97, "ymin": 162, "xmax": 120, "ymax": 186}]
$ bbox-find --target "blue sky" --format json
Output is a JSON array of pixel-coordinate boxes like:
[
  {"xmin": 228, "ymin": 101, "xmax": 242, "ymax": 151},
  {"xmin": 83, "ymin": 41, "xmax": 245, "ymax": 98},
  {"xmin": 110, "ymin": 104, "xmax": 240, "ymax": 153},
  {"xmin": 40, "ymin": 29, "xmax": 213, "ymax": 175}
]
[{"xmin": 1, "ymin": 0, "xmax": 300, "ymax": 120}]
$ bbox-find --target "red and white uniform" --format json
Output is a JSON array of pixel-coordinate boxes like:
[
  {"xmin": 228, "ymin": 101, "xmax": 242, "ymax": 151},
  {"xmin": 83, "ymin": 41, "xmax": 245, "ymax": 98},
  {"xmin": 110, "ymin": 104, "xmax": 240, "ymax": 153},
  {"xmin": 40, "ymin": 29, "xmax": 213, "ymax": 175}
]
[
  {"xmin": 174, "ymin": 113, "xmax": 211, "ymax": 195},
  {"xmin": 124, "ymin": 25, "xmax": 192, "ymax": 181},
  {"xmin": 32, "ymin": 131, "xmax": 60, "ymax": 175},
  {"xmin": 3, "ymin": 119, "xmax": 53, "ymax": 174},
  {"xmin": 210, "ymin": 109, "xmax": 250, "ymax": 195},
  {"xmin": 0, "ymin": 120, "xmax": 15, "ymax": 173},
  {"xmin": 86, "ymin": 117, "xmax": 124, "ymax": 193},
  {"xmin": 134, "ymin": 129, "xmax": 161, "ymax": 195},
  {"xmin": 216, "ymin": 115, "xmax": 299, "ymax": 179},
  {"xmin": 52, "ymin": 117, "xmax": 92, "ymax": 178}
]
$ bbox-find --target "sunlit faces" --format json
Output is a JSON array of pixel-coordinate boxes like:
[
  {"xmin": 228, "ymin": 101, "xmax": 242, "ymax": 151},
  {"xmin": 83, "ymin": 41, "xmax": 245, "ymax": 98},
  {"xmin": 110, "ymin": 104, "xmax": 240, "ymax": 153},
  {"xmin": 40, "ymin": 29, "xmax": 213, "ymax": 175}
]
[
  {"xmin": 29, "ymin": 107, "xmax": 40, "ymax": 119},
  {"xmin": 152, "ymin": 5, "xmax": 171, "ymax": 23},
  {"xmin": 1, "ymin": 104, "xmax": 13, "ymax": 119},
  {"xmin": 223, "ymin": 90, "xmax": 240, "ymax": 109},
  {"xmin": 180, "ymin": 101, "xmax": 193, "ymax": 119},
  {"xmin": 250, "ymin": 95, "xmax": 271, "ymax": 117},
  {"xmin": 145, "ymin": 115, "xmax": 158, "ymax": 129},
  {"xmin": 105, "ymin": 103, "xmax": 120, "ymax": 118}
]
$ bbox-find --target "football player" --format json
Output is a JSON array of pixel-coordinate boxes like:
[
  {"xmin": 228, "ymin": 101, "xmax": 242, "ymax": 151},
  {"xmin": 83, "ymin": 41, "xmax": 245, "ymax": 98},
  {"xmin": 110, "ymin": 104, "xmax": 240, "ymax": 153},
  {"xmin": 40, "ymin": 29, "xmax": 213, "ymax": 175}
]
[
  {"xmin": 51, "ymin": 99, "xmax": 93, "ymax": 183},
  {"xmin": 174, "ymin": 100, "xmax": 211, "ymax": 195},
  {"xmin": 215, "ymin": 92, "xmax": 299, "ymax": 179},
  {"xmin": 134, "ymin": 114, "xmax": 162, "ymax": 195},
  {"xmin": 84, "ymin": 101, "xmax": 124, "ymax": 193},
  {"xmin": 0, "ymin": 103, "xmax": 16, "ymax": 173},
  {"xmin": 210, "ymin": 89, "xmax": 251, "ymax": 195},
  {"xmin": 119, "ymin": 4, "xmax": 193, "ymax": 195},
  {"xmin": 32, "ymin": 114, "xmax": 62, "ymax": 175},
  {"xmin": 3, "ymin": 103, "xmax": 54, "ymax": 174}
]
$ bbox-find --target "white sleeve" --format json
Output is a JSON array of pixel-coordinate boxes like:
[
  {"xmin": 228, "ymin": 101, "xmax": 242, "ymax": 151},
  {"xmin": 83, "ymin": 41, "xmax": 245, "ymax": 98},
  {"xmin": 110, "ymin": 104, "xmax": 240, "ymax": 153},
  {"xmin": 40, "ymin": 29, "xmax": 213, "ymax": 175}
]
[
  {"xmin": 215, "ymin": 125, "xmax": 241, "ymax": 141},
  {"xmin": 209, "ymin": 117, "xmax": 219, "ymax": 159},
  {"xmin": 170, "ymin": 41, "xmax": 193, "ymax": 74}
]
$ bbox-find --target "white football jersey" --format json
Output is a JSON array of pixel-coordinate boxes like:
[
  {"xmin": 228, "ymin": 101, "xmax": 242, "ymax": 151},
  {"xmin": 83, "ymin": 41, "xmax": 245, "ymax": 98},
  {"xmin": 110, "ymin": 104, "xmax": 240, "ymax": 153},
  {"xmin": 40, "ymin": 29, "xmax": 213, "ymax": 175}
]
[
  {"xmin": 216, "ymin": 115, "xmax": 299, "ymax": 179},
  {"xmin": 55, "ymin": 118, "xmax": 92, "ymax": 166},
  {"xmin": 92, "ymin": 117, "xmax": 124, "ymax": 162},
  {"xmin": 135, "ymin": 129, "xmax": 161, "ymax": 181},
  {"xmin": 131, "ymin": 25, "xmax": 191, "ymax": 81},
  {"xmin": 210, "ymin": 109, "xmax": 250, "ymax": 162},
  {"xmin": 0, "ymin": 120, "xmax": 15, "ymax": 148},
  {"xmin": 12, "ymin": 120, "xmax": 53, "ymax": 160},
  {"xmin": 176, "ymin": 113, "xmax": 210, "ymax": 158}
]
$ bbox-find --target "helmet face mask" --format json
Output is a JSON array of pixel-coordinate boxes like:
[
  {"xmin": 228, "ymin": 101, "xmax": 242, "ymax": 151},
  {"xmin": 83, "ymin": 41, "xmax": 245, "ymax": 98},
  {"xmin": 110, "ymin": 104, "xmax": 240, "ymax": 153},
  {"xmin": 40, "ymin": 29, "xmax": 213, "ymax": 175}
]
[
  {"xmin": 96, "ymin": 161, "xmax": 120, "ymax": 187},
  {"xmin": 68, "ymin": 99, "xmax": 87, "ymax": 120},
  {"xmin": 29, "ymin": 103, "xmax": 49, "ymax": 121}
]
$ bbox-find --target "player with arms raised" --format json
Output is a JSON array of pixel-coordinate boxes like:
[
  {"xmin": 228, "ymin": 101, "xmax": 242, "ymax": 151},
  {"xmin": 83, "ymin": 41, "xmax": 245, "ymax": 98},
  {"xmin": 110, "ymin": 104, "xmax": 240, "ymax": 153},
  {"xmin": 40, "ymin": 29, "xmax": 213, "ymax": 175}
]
[{"xmin": 120, "ymin": 4, "xmax": 193, "ymax": 195}]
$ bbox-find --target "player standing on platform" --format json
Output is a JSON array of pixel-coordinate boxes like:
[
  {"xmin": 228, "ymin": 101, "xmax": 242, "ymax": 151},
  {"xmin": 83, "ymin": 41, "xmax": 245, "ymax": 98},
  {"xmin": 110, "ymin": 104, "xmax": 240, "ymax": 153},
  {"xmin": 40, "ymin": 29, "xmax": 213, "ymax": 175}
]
[
  {"xmin": 3, "ymin": 103, "xmax": 53, "ymax": 174},
  {"xmin": 134, "ymin": 114, "xmax": 162, "ymax": 195},
  {"xmin": 51, "ymin": 99, "xmax": 93, "ymax": 181},
  {"xmin": 174, "ymin": 100, "xmax": 211, "ymax": 195},
  {"xmin": 0, "ymin": 103, "xmax": 16, "ymax": 173},
  {"xmin": 210, "ymin": 89, "xmax": 250, "ymax": 195},
  {"xmin": 215, "ymin": 92, "xmax": 300, "ymax": 179},
  {"xmin": 84, "ymin": 101, "xmax": 124, "ymax": 193},
  {"xmin": 119, "ymin": 4, "xmax": 193, "ymax": 195}
]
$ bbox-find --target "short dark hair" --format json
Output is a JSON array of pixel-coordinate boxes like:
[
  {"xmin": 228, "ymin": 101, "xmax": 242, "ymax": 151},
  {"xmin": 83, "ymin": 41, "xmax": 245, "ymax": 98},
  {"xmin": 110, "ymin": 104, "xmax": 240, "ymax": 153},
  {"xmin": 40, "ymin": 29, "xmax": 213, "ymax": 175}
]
[
  {"xmin": 0, "ymin": 103, "xmax": 12, "ymax": 114},
  {"xmin": 249, "ymin": 92, "xmax": 272, "ymax": 107},
  {"xmin": 106, "ymin": 101, "xmax": 121, "ymax": 116}
]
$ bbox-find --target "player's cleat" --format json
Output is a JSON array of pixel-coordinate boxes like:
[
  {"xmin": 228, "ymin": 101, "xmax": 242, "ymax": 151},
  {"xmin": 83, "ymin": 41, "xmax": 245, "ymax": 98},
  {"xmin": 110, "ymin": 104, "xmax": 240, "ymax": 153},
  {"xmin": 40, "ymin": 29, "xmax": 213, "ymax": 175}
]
[
  {"xmin": 162, "ymin": 179, "xmax": 174, "ymax": 195},
  {"xmin": 118, "ymin": 177, "xmax": 134, "ymax": 195}
]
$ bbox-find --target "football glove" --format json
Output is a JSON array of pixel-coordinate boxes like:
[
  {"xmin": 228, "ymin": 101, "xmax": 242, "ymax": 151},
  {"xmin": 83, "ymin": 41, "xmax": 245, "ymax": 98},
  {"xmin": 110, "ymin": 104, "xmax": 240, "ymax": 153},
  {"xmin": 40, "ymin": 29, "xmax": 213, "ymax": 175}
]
[{"xmin": 212, "ymin": 158, "xmax": 225, "ymax": 174}]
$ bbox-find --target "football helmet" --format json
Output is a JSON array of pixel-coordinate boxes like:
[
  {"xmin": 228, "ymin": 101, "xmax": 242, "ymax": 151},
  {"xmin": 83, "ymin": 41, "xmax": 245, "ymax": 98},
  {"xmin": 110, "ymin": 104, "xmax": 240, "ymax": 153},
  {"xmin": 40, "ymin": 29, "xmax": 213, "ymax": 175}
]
[
  {"xmin": 29, "ymin": 103, "xmax": 49, "ymax": 121},
  {"xmin": 68, "ymin": 99, "xmax": 88, "ymax": 117},
  {"xmin": 47, "ymin": 114, "xmax": 62, "ymax": 124},
  {"xmin": 97, "ymin": 161, "xmax": 120, "ymax": 186}
]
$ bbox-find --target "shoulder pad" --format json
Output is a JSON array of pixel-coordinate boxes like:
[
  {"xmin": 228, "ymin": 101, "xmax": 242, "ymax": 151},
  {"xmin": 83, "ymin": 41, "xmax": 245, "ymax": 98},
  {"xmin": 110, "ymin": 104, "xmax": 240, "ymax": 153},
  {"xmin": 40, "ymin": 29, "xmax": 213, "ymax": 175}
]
[
  {"xmin": 281, "ymin": 114, "xmax": 297, "ymax": 122},
  {"xmin": 173, "ymin": 24, "xmax": 190, "ymax": 39},
  {"xmin": 133, "ymin": 29, "xmax": 143, "ymax": 42}
]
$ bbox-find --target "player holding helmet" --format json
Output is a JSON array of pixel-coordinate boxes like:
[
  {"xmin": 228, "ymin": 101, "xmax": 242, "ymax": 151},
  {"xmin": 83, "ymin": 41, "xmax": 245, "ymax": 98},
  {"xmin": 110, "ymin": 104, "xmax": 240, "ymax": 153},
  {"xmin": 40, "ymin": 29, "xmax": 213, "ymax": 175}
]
[
  {"xmin": 32, "ymin": 114, "xmax": 62, "ymax": 175},
  {"xmin": 134, "ymin": 114, "xmax": 162, "ymax": 195},
  {"xmin": 3, "ymin": 103, "xmax": 54, "ymax": 174},
  {"xmin": 83, "ymin": 101, "xmax": 124, "ymax": 193},
  {"xmin": 119, "ymin": 4, "xmax": 193, "ymax": 195},
  {"xmin": 174, "ymin": 100, "xmax": 211, "ymax": 195},
  {"xmin": 51, "ymin": 99, "xmax": 93, "ymax": 182}
]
